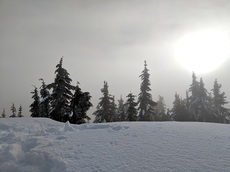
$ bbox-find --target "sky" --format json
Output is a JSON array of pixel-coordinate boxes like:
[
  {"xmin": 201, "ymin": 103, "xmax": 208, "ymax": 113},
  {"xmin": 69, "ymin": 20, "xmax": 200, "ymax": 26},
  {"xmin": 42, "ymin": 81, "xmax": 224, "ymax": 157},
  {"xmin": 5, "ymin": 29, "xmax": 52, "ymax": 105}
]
[{"xmin": 1, "ymin": 0, "xmax": 230, "ymax": 118}]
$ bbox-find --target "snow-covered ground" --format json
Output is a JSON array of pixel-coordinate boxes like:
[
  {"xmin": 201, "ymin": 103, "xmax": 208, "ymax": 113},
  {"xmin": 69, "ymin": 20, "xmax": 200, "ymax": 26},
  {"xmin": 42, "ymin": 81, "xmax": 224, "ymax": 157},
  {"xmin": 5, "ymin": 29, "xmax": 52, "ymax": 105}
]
[{"xmin": 0, "ymin": 118, "xmax": 230, "ymax": 172}]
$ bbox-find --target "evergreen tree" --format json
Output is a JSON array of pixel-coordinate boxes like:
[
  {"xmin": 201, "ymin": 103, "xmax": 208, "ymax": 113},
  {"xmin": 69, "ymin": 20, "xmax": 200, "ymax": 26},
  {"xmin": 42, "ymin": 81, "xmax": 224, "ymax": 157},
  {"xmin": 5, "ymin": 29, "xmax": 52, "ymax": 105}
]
[
  {"xmin": 172, "ymin": 93, "xmax": 189, "ymax": 121},
  {"xmin": 211, "ymin": 79, "xmax": 230, "ymax": 123},
  {"xmin": 39, "ymin": 78, "xmax": 50, "ymax": 118},
  {"xmin": 1, "ymin": 108, "xmax": 6, "ymax": 118},
  {"xmin": 93, "ymin": 81, "xmax": 114, "ymax": 123},
  {"xmin": 197, "ymin": 78, "xmax": 213, "ymax": 122},
  {"xmin": 126, "ymin": 92, "xmax": 138, "ymax": 121},
  {"xmin": 10, "ymin": 103, "xmax": 17, "ymax": 118},
  {"xmin": 188, "ymin": 72, "xmax": 201, "ymax": 121},
  {"xmin": 110, "ymin": 96, "xmax": 117, "ymax": 122},
  {"xmin": 116, "ymin": 96, "xmax": 126, "ymax": 121},
  {"xmin": 18, "ymin": 105, "xmax": 23, "ymax": 117},
  {"xmin": 48, "ymin": 57, "xmax": 75, "ymax": 122},
  {"xmin": 138, "ymin": 61, "xmax": 157, "ymax": 121},
  {"xmin": 70, "ymin": 84, "xmax": 92, "ymax": 124},
  {"xmin": 155, "ymin": 95, "xmax": 170, "ymax": 121},
  {"xmin": 188, "ymin": 73, "xmax": 213, "ymax": 122},
  {"xmin": 30, "ymin": 86, "xmax": 40, "ymax": 117}
]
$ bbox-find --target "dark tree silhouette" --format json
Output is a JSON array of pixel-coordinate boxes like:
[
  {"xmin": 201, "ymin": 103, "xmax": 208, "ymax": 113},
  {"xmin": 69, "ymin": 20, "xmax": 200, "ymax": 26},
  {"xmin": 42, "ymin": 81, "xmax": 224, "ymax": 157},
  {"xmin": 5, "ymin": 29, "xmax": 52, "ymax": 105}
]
[
  {"xmin": 93, "ymin": 81, "xmax": 114, "ymax": 123},
  {"xmin": 126, "ymin": 92, "xmax": 138, "ymax": 121},
  {"xmin": 138, "ymin": 61, "xmax": 157, "ymax": 121},
  {"xmin": 48, "ymin": 57, "xmax": 75, "ymax": 122},
  {"xmin": 212, "ymin": 79, "xmax": 230, "ymax": 123},
  {"xmin": 10, "ymin": 103, "xmax": 17, "ymax": 118},
  {"xmin": 70, "ymin": 84, "xmax": 92, "ymax": 124},
  {"xmin": 30, "ymin": 86, "xmax": 40, "ymax": 117},
  {"xmin": 39, "ymin": 78, "xmax": 50, "ymax": 118},
  {"xmin": 18, "ymin": 105, "xmax": 23, "ymax": 117}
]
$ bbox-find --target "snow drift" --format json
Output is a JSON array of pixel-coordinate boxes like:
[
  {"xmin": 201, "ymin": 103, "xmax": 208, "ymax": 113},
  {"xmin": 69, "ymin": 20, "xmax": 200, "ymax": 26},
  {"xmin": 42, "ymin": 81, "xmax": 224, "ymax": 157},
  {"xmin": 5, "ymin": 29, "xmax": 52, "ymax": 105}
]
[{"xmin": 0, "ymin": 118, "xmax": 230, "ymax": 172}]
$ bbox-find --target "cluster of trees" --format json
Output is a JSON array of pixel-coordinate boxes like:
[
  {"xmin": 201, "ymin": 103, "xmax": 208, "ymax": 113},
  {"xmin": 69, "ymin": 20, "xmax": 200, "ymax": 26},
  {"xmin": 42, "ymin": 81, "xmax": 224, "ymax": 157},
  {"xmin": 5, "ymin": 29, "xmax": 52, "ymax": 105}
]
[
  {"xmin": 28, "ymin": 58, "xmax": 230, "ymax": 124},
  {"xmin": 30, "ymin": 57, "xmax": 92, "ymax": 124},
  {"xmin": 1, "ymin": 104, "xmax": 23, "ymax": 118},
  {"xmin": 93, "ymin": 61, "xmax": 158, "ymax": 122},
  {"xmin": 171, "ymin": 72, "xmax": 230, "ymax": 123}
]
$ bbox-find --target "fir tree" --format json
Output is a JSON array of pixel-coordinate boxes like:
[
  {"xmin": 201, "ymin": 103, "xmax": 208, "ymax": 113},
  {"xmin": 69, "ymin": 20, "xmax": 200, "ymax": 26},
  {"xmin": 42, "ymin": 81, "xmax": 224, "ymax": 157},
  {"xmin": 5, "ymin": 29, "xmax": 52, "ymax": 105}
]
[
  {"xmin": 30, "ymin": 86, "xmax": 40, "ymax": 117},
  {"xmin": 48, "ymin": 57, "xmax": 75, "ymax": 122},
  {"xmin": 116, "ymin": 96, "xmax": 126, "ymax": 121},
  {"xmin": 70, "ymin": 84, "xmax": 92, "ymax": 124},
  {"xmin": 138, "ymin": 61, "xmax": 157, "ymax": 121},
  {"xmin": 39, "ymin": 78, "xmax": 50, "ymax": 118},
  {"xmin": 110, "ymin": 96, "xmax": 117, "ymax": 122},
  {"xmin": 188, "ymin": 72, "xmax": 201, "ymax": 121},
  {"xmin": 1, "ymin": 108, "xmax": 6, "ymax": 118},
  {"xmin": 10, "ymin": 103, "xmax": 17, "ymax": 118},
  {"xmin": 126, "ymin": 92, "xmax": 138, "ymax": 121},
  {"xmin": 93, "ymin": 81, "xmax": 114, "ymax": 123},
  {"xmin": 18, "ymin": 105, "xmax": 23, "ymax": 117},
  {"xmin": 172, "ymin": 93, "xmax": 189, "ymax": 121},
  {"xmin": 211, "ymin": 79, "xmax": 230, "ymax": 123},
  {"xmin": 155, "ymin": 95, "xmax": 170, "ymax": 121},
  {"xmin": 188, "ymin": 73, "xmax": 213, "ymax": 122}
]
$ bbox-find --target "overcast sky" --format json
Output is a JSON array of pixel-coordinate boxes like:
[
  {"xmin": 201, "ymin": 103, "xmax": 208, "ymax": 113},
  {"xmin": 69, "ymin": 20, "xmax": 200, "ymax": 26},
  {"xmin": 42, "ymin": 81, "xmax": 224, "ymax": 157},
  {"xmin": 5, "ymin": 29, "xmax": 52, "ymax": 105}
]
[{"xmin": 1, "ymin": 0, "xmax": 230, "ymax": 118}]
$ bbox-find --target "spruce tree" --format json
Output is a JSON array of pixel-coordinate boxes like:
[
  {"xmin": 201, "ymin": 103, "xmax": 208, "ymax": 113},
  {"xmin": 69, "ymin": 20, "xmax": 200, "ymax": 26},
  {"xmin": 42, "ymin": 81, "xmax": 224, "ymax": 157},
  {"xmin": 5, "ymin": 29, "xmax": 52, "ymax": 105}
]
[
  {"xmin": 30, "ymin": 86, "xmax": 40, "ymax": 117},
  {"xmin": 188, "ymin": 72, "xmax": 201, "ymax": 121},
  {"xmin": 211, "ymin": 79, "xmax": 230, "ymax": 123},
  {"xmin": 138, "ymin": 61, "xmax": 157, "ymax": 121},
  {"xmin": 39, "ymin": 78, "xmax": 50, "ymax": 118},
  {"xmin": 188, "ymin": 73, "xmax": 213, "ymax": 122},
  {"xmin": 197, "ymin": 78, "xmax": 213, "ymax": 122},
  {"xmin": 70, "ymin": 84, "xmax": 92, "ymax": 124},
  {"xmin": 117, "ymin": 96, "xmax": 126, "ymax": 121},
  {"xmin": 48, "ymin": 57, "xmax": 75, "ymax": 122},
  {"xmin": 10, "ymin": 103, "xmax": 17, "ymax": 118},
  {"xmin": 172, "ymin": 93, "xmax": 189, "ymax": 121},
  {"xmin": 1, "ymin": 108, "xmax": 6, "ymax": 118},
  {"xmin": 93, "ymin": 81, "xmax": 114, "ymax": 123},
  {"xmin": 18, "ymin": 105, "xmax": 23, "ymax": 117},
  {"xmin": 126, "ymin": 92, "xmax": 138, "ymax": 121},
  {"xmin": 155, "ymin": 95, "xmax": 170, "ymax": 121},
  {"xmin": 110, "ymin": 96, "xmax": 117, "ymax": 122}
]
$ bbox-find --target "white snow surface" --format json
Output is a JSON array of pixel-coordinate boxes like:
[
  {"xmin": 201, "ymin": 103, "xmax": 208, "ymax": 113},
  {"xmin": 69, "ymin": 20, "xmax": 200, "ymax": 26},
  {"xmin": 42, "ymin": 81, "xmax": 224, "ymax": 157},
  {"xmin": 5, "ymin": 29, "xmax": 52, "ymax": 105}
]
[{"xmin": 1, "ymin": 118, "xmax": 230, "ymax": 172}]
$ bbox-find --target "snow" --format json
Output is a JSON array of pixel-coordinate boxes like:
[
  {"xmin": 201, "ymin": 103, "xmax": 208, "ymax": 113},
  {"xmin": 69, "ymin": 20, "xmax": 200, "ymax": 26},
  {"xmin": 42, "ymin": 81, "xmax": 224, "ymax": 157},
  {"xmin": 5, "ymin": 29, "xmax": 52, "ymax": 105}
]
[{"xmin": 1, "ymin": 118, "xmax": 230, "ymax": 172}]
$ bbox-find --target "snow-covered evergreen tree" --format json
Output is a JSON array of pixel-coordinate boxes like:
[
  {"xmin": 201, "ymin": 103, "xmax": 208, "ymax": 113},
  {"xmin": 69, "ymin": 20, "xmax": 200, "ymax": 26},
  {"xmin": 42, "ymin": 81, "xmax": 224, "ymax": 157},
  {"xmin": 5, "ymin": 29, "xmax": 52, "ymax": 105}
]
[
  {"xmin": 155, "ymin": 95, "xmax": 170, "ymax": 121},
  {"xmin": 211, "ymin": 79, "xmax": 230, "ymax": 123},
  {"xmin": 30, "ymin": 86, "xmax": 40, "ymax": 117},
  {"xmin": 110, "ymin": 96, "xmax": 117, "ymax": 122},
  {"xmin": 39, "ymin": 78, "xmax": 50, "ymax": 118},
  {"xmin": 1, "ymin": 108, "xmax": 6, "ymax": 118},
  {"xmin": 126, "ymin": 92, "xmax": 138, "ymax": 121},
  {"xmin": 116, "ymin": 96, "xmax": 126, "ymax": 121},
  {"xmin": 93, "ymin": 81, "xmax": 114, "ymax": 123},
  {"xmin": 17, "ymin": 105, "xmax": 23, "ymax": 117},
  {"xmin": 70, "ymin": 84, "xmax": 92, "ymax": 124},
  {"xmin": 172, "ymin": 93, "xmax": 189, "ymax": 121},
  {"xmin": 48, "ymin": 57, "xmax": 75, "ymax": 122},
  {"xmin": 138, "ymin": 61, "xmax": 157, "ymax": 121},
  {"xmin": 188, "ymin": 73, "xmax": 213, "ymax": 122},
  {"xmin": 10, "ymin": 103, "xmax": 17, "ymax": 118}
]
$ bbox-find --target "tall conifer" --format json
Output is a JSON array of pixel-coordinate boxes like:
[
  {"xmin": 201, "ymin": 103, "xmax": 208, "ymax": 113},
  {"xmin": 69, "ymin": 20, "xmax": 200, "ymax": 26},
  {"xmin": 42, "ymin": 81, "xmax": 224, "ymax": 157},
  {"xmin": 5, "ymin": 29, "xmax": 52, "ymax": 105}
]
[
  {"xmin": 138, "ymin": 61, "xmax": 157, "ymax": 121},
  {"xmin": 93, "ymin": 81, "xmax": 114, "ymax": 123},
  {"xmin": 48, "ymin": 57, "xmax": 75, "ymax": 122}
]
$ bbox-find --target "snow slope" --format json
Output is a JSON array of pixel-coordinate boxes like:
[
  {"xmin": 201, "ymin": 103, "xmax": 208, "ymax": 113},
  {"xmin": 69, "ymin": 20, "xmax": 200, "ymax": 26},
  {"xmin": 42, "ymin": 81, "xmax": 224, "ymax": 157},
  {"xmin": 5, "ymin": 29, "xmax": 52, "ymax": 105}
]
[{"xmin": 0, "ymin": 118, "xmax": 230, "ymax": 172}]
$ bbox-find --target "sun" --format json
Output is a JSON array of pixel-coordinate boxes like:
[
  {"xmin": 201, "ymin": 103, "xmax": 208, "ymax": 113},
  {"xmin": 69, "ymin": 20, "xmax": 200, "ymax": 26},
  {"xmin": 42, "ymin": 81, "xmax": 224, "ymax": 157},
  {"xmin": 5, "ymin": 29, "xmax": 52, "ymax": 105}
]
[{"xmin": 174, "ymin": 30, "xmax": 230, "ymax": 74}]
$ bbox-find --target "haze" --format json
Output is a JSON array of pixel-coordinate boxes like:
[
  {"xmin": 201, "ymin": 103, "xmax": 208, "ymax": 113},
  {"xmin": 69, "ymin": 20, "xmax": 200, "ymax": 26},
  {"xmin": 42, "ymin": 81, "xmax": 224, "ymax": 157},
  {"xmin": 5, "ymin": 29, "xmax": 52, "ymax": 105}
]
[{"xmin": 1, "ymin": 0, "xmax": 230, "ymax": 118}]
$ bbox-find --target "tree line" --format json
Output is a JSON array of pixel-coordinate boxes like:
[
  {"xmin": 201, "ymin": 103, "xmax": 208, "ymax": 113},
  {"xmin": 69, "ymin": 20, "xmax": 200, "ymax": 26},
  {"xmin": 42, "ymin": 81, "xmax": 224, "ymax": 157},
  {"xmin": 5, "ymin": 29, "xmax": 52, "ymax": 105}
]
[
  {"xmin": 2, "ymin": 57, "xmax": 229, "ymax": 124},
  {"xmin": 1, "ymin": 104, "xmax": 23, "ymax": 118}
]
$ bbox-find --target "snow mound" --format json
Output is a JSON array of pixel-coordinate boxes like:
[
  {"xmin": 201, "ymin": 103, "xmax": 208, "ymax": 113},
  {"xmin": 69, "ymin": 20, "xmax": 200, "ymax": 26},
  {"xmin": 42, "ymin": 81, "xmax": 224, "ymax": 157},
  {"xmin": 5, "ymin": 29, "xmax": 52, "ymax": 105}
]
[{"xmin": 1, "ymin": 118, "xmax": 230, "ymax": 172}]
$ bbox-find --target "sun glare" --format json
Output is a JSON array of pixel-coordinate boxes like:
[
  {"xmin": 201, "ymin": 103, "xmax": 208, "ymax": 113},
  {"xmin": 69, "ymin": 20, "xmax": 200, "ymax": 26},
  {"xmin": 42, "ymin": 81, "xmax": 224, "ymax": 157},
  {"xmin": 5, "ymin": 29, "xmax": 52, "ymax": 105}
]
[{"xmin": 174, "ymin": 30, "xmax": 230, "ymax": 74}]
